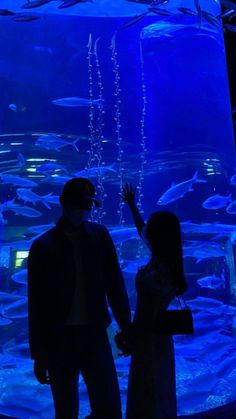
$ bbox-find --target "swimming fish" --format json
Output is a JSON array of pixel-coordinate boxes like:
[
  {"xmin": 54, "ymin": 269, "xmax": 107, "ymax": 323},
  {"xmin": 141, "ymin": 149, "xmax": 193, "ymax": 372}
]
[
  {"xmin": 148, "ymin": 7, "xmax": 175, "ymax": 16},
  {"xmin": 35, "ymin": 135, "xmax": 80, "ymax": 152},
  {"xmin": 13, "ymin": 13, "xmax": 40, "ymax": 22},
  {"xmin": 121, "ymin": 12, "xmax": 150, "ymax": 29},
  {"xmin": 52, "ymin": 97, "xmax": 103, "ymax": 107},
  {"xmin": 202, "ymin": 193, "xmax": 232, "ymax": 210},
  {"xmin": 16, "ymin": 188, "xmax": 56, "ymax": 209},
  {"xmin": 11, "ymin": 205, "xmax": 42, "ymax": 218},
  {"xmin": 58, "ymin": 0, "xmax": 93, "ymax": 8},
  {"xmin": 37, "ymin": 161, "xmax": 68, "ymax": 173},
  {"xmin": 1, "ymin": 297, "xmax": 28, "ymax": 319},
  {"xmin": 74, "ymin": 163, "xmax": 117, "ymax": 178},
  {"xmin": 109, "ymin": 227, "xmax": 138, "ymax": 244},
  {"xmin": 11, "ymin": 269, "xmax": 27, "ymax": 285},
  {"xmin": 178, "ymin": 7, "xmax": 197, "ymax": 16},
  {"xmin": 157, "ymin": 171, "xmax": 207, "ymax": 205},
  {"xmin": 0, "ymin": 9, "xmax": 16, "ymax": 16},
  {"xmin": 226, "ymin": 200, "xmax": 236, "ymax": 214},
  {"xmin": 0, "ymin": 174, "xmax": 38, "ymax": 187},
  {"xmin": 21, "ymin": 0, "xmax": 52, "ymax": 9},
  {"xmin": 197, "ymin": 274, "xmax": 225, "ymax": 290}
]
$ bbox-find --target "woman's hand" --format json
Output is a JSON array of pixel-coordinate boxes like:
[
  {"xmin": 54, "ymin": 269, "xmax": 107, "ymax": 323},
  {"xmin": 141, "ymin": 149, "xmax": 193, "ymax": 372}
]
[{"xmin": 120, "ymin": 183, "xmax": 136, "ymax": 206}]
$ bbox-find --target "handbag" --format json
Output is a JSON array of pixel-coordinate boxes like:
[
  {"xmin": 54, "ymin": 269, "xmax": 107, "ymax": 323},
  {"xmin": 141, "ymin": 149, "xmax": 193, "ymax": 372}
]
[{"xmin": 154, "ymin": 296, "xmax": 194, "ymax": 336}]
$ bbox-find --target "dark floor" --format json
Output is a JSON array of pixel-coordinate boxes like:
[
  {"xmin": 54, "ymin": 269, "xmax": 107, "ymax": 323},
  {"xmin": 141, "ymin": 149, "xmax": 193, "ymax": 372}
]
[{"xmin": 1, "ymin": 401, "xmax": 236, "ymax": 419}]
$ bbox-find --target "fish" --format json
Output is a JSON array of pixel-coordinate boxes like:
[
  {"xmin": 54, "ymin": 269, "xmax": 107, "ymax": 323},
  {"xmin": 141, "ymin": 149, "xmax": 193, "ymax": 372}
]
[
  {"xmin": 121, "ymin": 12, "xmax": 150, "ymax": 29},
  {"xmin": 27, "ymin": 223, "xmax": 55, "ymax": 234},
  {"xmin": 180, "ymin": 221, "xmax": 236, "ymax": 237},
  {"xmin": 216, "ymin": 9, "xmax": 236, "ymax": 19},
  {"xmin": 201, "ymin": 11, "xmax": 221, "ymax": 28},
  {"xmin": 13, "ymin": 13, "xmax": 40, "ymax": 22},
  {"xmin": 148, "ymin": 7, "xmax": 175, "ymax": 16},
  {"xmin": 226, "ymin": 200, "xmax": 236, "ymax": 214},
  {"xmin": 197, "ymin": 274, "xmax": 225, "ymax": 290},
  {"xmin": 58, "ymin": 0, "xmax": 93, "ymax": 8},
  {"xmin": 21, "ymin": 0, "xmax": 52, "ymax": 9},
  {"xmin": 40, "ymin": 174, "xmax": 72, "ymax": 184},
  {"xmin": 177, "ymin": 7, "xmax": 197, "ymax": 16},
  {"xmin": 202, "ymin": 193, "xmax": 232, "ymax": 210},
  {"xmin": 0, "ymin": 9, "xmax": 16, "ymax": 16},
  {"xmin": 157, "ymin": 171, "xmax": 207, "ymax": 205},
  {"xmin": 37, "ymin": 161, "xmax": 68, "ymax": 173},
  {"xmin": 0, "ymin": 317, "xmax": 12, "ymax": 326},
  {"xmin": 8, "ymin": 104, "xmax": 17, "ymax": 112},
  {"xmin": 11, "ymin": 269, "xmax": 27, "ymax": 285},
  {"xmin": 0, "ymin": 292, "xmax": 25, "ymax": 305},
  {"xmin": 11, "ymin": 205, "xmax": 42, "ymax": 218},
  {"xmin": 35, "ymin": 135, "xmax": 80, "ymax": 152},
  {"xmin": 109, "ymin": 227, "xmax": 138, "ymax": 244},
  {"xmin": 183, "ymin": 241, "xmax": 227, "ymax": 263},
  {"xmin": 52, "ymin": 97, "xmax": 103, "ymax": 107},
  {"xmin": 74, "ymin": 163, "xmax": 117, "ymax": 178},
  {"xmin": 1, "ymin": 298, "xmax": 28, "ymax": 319},
  {"xmin": 16, "ymin": 188, "xmax": 56, "ymax": 209},
  {"xmin": 0, "ymin": 174, "xmax": 38, "ymax": 187}
]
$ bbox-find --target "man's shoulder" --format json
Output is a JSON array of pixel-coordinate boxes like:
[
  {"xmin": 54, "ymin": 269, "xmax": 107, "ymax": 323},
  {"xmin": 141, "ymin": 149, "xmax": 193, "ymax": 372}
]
[
  {"xmin": 85, "ymin": 221, "xmax": 108, "ymax": 234},
  {"xmin": 31, "ymin": 225, "xmax": 58, "ymax": 248}
]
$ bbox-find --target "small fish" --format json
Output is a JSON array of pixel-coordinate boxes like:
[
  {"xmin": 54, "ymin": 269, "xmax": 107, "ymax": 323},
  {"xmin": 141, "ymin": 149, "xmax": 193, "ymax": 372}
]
[
  {"xmin": 21, "ymin": 0, "xmax": 52, "ymax": 9},
  {"xmin": 148, "ymin": 7, "xmax": 174, "ymax": 16},
  {"xmin": 109, "ymin": 227, "xmax": 138, "ymax": 244},
  {"xmin": 74, "ymin": 163, "xmax": 117, "ymax": 178},
  {"xmin": 16, "ymin": 188, "xmax": 56, "ymax": 209},
  {"xmin": 0, "ymin": 9, "xmax": 16, "ymax": 16},
  {"xmin": 40, "ymin": 174, "xmax": 72, "ymax": 184},
  {"xmin": 27, "ymin": 223, "xmax": 55, "ymax": 234},
  {"xmin": 37, "ymin": 161, "xmax": 68, "ymax": 173},
  {"xmin": 202, "ymin": 10, "xmax": 221, "ymax": 28},
  {"xmin": 8, "ymin": 104, "xmax": 17, "ymax": 112},
  {"xmin": 0, "ymin": 174, "xmax": 38, "ymax": 187},
  {"xmin": 58, "ymin": 0, "xmax": 93, "ymax": 8},
  {"xmin": 121, "ymin": 12, "xmax": 150, "ymax": 29},
  {"xmin": 202, "ymin": 193, "xmax": 232, "ymax": 210},
  {"xmin": 226, "ymin": 200, "xmax": 236, "ymax": 214},
  {"xmin": 217, "ymin": 9, "xmax": 236, "ymax": 19},
  {"xmin": 178, "ymin": 7, "xmax": 197, "ymax": 16},
  {"xmin": 52, "ymin": 96, "xmax": 103, "ymax": 107},
  {"xmin": 35, "ymin": 135, "xmax": 80, "ymax": 152},
  {"xmin": 11, "ymin": 269, "xmax": 27, "ymax": 285},
  {"xmin": 13, "ymin": 13, "xmax": 40, "ymax": 22},
  {"xmin": 0, "ymin": 317, "xmax": 12, "ymax": 326},
  {"xmin": 197, "ymin": 274, "xmax": 225, "ymax": 290},
  {"xmin": 230, "ymin": 173, "xmax": 236, "ymax": 185},
  {"xmin": 157, "ymin": 171, "xmax": 207, "ymax": 205},
  {"xmin": 1, "ymin": 297, "xmax": 28, "ymax": 319}
]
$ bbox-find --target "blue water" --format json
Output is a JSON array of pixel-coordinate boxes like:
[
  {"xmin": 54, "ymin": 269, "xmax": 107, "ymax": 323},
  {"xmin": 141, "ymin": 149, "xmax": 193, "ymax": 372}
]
[{"xmin": 1, "ymin": 2, "xmax": 236, "ymax": 418}]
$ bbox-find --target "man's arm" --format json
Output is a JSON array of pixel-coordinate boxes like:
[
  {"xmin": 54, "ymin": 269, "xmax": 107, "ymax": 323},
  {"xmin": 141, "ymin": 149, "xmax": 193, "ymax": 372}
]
[
  {"xmin": 27, "ymin": 240, "xmax": 50, "ymax": 384},
  {"xmin": 102, "ymin": 228, "xmax": 131, "ymax": 330}
]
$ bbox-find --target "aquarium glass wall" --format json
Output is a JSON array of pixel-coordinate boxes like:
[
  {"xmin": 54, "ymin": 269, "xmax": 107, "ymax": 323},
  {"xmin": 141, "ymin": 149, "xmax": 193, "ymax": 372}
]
[{"xmin": 0, "ymin": 0, "xmax": 236, "ymax": 418}]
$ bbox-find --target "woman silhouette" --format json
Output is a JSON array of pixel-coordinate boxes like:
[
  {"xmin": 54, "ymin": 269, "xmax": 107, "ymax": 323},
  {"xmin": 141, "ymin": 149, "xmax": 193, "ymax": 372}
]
[{"xmin": 119, "ymin": 183, "xmax": 187, "ymax": 419}]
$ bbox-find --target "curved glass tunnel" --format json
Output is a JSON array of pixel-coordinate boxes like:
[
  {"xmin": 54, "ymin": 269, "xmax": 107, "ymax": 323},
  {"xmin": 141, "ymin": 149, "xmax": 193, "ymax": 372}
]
[{"xmin": 0, "ymin": 1, "xmax": 236, "ymax": 418}]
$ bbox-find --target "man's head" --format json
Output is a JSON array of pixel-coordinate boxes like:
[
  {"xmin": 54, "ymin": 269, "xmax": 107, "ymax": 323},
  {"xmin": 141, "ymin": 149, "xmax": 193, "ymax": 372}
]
[{"xmin": 60, "ymin": 178, "xmax": 99, "ymax": 224}]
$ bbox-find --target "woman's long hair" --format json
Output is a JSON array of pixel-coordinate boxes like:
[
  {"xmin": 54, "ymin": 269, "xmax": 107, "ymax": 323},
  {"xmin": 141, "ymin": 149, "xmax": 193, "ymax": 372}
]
[{"xmin": 145, "ymin": 211, "xmax": 187, "ymax": 295}]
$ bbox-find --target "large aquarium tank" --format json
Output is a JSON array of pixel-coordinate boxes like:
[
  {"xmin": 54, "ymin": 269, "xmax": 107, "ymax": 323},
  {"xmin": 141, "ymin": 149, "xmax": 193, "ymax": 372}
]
[{"xmin": 0, "ymin": 0, "xmax": 236, "ymax": 418}]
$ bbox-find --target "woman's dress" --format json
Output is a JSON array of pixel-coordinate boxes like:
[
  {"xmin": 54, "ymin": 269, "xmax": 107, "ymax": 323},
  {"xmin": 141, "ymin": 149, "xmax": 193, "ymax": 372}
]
[{"xmin": 126, "ymin": 261, "xmax": 177, "ymax": 419}]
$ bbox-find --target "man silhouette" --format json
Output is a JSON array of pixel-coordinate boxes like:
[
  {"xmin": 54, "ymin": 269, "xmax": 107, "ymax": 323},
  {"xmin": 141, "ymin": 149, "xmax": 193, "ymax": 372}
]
[{"xmin": 27, "ymin": 177, "xmax": 131, "ymax": 419}]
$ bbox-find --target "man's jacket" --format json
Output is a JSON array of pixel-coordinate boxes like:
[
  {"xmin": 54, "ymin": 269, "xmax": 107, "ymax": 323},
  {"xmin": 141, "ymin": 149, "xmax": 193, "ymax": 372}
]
[{"xmin": 27, "ymin": 217, "xmax": 131, "ymax": 360}]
